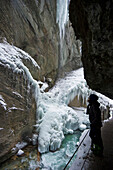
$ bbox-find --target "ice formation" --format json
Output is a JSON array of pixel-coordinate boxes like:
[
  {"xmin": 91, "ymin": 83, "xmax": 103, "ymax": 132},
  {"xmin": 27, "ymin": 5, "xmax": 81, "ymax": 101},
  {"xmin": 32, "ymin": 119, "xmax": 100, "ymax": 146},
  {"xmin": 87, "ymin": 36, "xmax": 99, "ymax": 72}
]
[
  {"xmin": 0, "ymin": 42, "xmax": 41, "ymax": 114},
  {"xmin": 0, "ymin": 42, "xmax": 113, "ymax": 154},
  {"xmin": 37, "ymin": 69, "xmax": 87, "ymax": 152},
  {"xmin": 56, "ymin": 0, "xmax": 70, "ymax": 67},
  {"xmin": 37, "ymin": 68, "xmax": 113, "ymax": 153},
  {"xmin": 56, "ymin": 0, "xmax": 69, "ymax": 39}
]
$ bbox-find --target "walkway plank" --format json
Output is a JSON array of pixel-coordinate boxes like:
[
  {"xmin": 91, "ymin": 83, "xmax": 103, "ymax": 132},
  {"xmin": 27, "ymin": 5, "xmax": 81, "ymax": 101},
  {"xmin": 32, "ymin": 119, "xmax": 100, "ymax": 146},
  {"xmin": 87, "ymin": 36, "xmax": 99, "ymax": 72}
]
[
  {"xmin": 70, "ymin": 119, "xmax": 113, "ymax": 170},
  {"xmin": 69, "ymin": 129, "xmax": 91, "ymax": 170}
]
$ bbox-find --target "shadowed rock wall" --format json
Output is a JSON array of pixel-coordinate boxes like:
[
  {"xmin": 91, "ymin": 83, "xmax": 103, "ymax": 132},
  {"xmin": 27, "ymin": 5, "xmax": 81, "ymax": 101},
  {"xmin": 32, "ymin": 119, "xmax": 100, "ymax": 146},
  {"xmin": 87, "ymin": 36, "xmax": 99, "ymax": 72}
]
[{"xmin": 69, "ymin": 0, "xmax": 113, "ymax": 99}]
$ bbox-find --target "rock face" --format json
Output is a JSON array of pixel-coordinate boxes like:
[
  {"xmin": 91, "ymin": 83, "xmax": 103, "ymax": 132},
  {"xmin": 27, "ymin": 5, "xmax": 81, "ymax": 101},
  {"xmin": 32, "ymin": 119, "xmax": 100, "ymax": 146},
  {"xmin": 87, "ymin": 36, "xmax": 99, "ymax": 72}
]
[
  {"xmin": 0, "ymin": 44, "xmax": 40, "ymax": 163},
  {"xmin": 69, "ymin": 0, "xmax": 113, "ymax": 99},
  {"xmin": 0, "ymin": 0, "xmax": 82, "ymax": 163},
  {"xmin": 0, "ymin": 0, "xmax": 82, "ymax": 81},
  {"xmin": 0, "ymin": 65, "xmax": 36, "ymax": 163}
]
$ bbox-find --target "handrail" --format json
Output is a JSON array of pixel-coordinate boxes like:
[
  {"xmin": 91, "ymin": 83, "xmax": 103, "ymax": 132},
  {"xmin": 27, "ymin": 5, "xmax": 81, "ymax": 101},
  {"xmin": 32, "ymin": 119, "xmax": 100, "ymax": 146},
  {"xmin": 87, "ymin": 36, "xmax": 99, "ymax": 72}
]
[{"xmin": 63, "ymin": 129, "xmax": 90, "ymax": 170}]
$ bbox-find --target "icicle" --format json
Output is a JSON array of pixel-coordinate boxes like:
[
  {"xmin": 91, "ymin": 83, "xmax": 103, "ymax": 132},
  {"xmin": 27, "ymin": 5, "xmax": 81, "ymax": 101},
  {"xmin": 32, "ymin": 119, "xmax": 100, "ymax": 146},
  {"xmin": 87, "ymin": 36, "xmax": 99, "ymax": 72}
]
[
  {"xmin": 56, "ymin": 0, "xmax": 70, "ymax": 68},
  {"xmin": 82, "ymin": 93, "xmax": 85, "ymax": 105},
  {"xmin": 56, "ymin": 0, "xmax": 69, "ymax": 39},
  {"xmin": 77, "ymin": 89, "xmax": 80, "ymax": 101}
]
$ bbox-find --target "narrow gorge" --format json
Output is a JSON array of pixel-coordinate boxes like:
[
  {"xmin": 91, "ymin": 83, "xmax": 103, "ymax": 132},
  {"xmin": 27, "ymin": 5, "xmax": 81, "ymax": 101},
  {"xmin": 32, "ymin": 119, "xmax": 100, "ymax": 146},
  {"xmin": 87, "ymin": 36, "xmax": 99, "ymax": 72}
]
[
  {"xmin": 0, "ymin": 0, "xmax": 113, "ymax": 169},
  {"xmin": 0, "ymin": 0, "xmax": 82, "ymax": 164}
]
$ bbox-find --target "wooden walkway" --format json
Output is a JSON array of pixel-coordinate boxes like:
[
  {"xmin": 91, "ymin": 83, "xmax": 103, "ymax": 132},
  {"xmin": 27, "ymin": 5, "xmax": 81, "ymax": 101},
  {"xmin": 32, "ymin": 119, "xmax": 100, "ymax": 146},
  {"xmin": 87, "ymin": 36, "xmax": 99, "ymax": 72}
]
[{"xmin": 70, "ymin": 118, "xmax": 113, "ymax": 170}]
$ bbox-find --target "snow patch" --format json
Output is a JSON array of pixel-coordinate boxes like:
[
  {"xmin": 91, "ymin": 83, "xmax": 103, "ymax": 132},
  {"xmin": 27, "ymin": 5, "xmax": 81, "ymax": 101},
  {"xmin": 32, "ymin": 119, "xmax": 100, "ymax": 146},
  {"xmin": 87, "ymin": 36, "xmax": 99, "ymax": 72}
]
[
  {"xmin": 17, "ymin": 149, "xmax": 24, "ymax": 156},
  {"xmin": 0, "ymin": 95, "xmax": 5, "ymax": 101},
  {"xmin": 16, "ymin": 141, "xmax": 27, "ymax": 149},
  {"xmin": 0, "ymin": 128, "xmax": 4, "ymax": 131},
  {"xmin": 8, "ymin": 107, "xmax": 24, "ymax": 111},
  {"xmin": 0, "ymin": 100, "xmax": 7, "ymax": 110},
  {"xmin": 0, "ymin": 42, "xmax": 40, "ymax": 70},
  {"xmin": 79, "ymin": 124, "xmax": 87, "ymax": 131},
  {"xmin": 13, "ymin": 91, "xmax": 23, "ymax": 98},
  {"xmin": 0, "ymin": 95, "xmax": 7, "ymax": 110}
]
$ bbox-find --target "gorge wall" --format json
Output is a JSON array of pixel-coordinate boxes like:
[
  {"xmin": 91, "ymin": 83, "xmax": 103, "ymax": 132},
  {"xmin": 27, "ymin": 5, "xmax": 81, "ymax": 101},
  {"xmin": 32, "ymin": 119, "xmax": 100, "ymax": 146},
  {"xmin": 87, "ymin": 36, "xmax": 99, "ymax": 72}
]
[
  {"xmin": 0, "ymin": 0, "xmax": 82, "ymax": 81},
  {"xmin": 69, "ymin": 0, "xmax": 113, "ymax": 99},
  {"xmin": 0, "ymin": 0, "xmax": 82, "ymax": 162},
  {"xmin": 0, "ymin": 59, "xmax": 36, "ymax": 163}
]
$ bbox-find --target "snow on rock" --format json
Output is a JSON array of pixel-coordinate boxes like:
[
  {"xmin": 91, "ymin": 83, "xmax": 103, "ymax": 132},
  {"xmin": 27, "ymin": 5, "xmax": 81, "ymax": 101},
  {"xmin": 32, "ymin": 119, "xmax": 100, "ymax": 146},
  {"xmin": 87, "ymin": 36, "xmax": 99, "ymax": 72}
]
[
  {"xmin": 0, "ymin": 94, "xmax": 5, "ymax": 101},
  {"xmin": 0, "ymin": 42, "xmax": 41, "ymax": 108},
  {"xmin": 11, "ymin": 141, "xmax": 27, "ymax": 154},
  {"xmin": 98, "ymin": 92, "xmax": 113, "ymax": 109},
  {"xmin": 17, "ymin": 149, "xmax": 24, "ymax": 156},
  {"xmin": 16, "ymin": 141, "xmax": 27, "ymax": 149},
  {"xmin": 0, "ymin": 94, "xmax": 7, "ymax": 110},
  {"xmin": 0, "ymin": 42, "xmax": 40, "ymax": 71},
  {"xmin": 0, "ymin": 128, "xmax": 4, "ymax": 131},
  {"xmin": 8, "ymin": 107, "xmax": 24, "ymax": 111},
  {"xmin": 79, "ymin": 124, "xmax": 87, "ymax": 131},
  {"xmin": 0, "ymin": 41, "xmax": 42, "ymax": 115},
  {"xmin": 0, "ymin": 100, "xmax": 7, "ymax": 110},
  {"xmin": 12, "ymin": 91, "xmax": 23, "ymax": 99}
]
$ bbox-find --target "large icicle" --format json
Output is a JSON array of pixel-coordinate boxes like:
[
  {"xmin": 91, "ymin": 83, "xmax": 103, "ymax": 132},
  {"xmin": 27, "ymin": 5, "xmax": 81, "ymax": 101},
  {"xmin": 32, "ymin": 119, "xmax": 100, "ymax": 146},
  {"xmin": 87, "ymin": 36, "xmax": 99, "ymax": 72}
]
[
  {"xmin": 56, "ymin": 0, "xmax": 69, "ymax": 39},
  {"xmin": 56, "ymin": 0, "xmax": 70, "ymax": 68}
]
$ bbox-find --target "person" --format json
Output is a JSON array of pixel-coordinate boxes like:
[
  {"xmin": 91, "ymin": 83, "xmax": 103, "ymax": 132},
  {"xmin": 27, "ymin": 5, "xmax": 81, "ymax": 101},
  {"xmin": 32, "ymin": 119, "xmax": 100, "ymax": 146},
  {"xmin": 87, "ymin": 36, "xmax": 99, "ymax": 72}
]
[{"xmin": 86, "ymin": 94, "xmax": 103, "ymax": 156}]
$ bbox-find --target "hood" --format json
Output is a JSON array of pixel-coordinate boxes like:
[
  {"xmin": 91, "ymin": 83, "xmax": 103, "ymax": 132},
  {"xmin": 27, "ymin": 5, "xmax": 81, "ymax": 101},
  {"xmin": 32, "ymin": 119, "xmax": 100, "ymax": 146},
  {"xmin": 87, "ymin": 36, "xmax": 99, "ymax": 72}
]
[{"xmin": 88, "ymin": 94, "xmax": 99, "ymax": 104}]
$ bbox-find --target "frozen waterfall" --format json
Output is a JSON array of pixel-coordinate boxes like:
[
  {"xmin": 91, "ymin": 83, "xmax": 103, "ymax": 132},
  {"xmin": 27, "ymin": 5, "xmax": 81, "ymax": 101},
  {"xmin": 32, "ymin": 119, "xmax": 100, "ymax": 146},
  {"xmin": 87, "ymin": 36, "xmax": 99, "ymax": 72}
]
[
  {"xmin": 56, "ymin": 0, "xmax": 69, "ymax": 39},
  {"xmin": 1, "ymin": 42, "xmax": 113, "ymax": 154},
  {"xmin": 56, "ymin": 0, "xmax": 70, "ymax": 68}
]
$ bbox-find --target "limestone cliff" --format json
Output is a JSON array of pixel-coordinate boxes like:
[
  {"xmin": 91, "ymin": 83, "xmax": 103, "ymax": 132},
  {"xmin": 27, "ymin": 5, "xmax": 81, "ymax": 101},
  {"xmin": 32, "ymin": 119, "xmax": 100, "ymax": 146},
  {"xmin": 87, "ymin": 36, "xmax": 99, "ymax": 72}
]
[
  {"xmin": 0, "ymin": 43, "xmax": 40, "ymax": 163},
  {"xmin": 0, "ymin": 0, "xmax": 81, "ymax": 81},
  {"xmin": 69, "ymin": 0, "xmax": 113, "ymax": 99},
  {"xmin": 0, "ymin": 65, "xmax": 36, "ymax": 163}
]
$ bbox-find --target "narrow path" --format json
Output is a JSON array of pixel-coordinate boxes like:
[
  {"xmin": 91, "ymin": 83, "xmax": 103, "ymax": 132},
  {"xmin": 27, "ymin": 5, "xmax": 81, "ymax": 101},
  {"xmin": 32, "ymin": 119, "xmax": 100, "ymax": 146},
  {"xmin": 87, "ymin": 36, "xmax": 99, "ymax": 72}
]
[
  {"xmin": 69, "ymin": 129, "xmax": 91, "ymax": 170},
  {"xmin": 70, "ymin": 118, "xmax": 113, "ymax": 170}
]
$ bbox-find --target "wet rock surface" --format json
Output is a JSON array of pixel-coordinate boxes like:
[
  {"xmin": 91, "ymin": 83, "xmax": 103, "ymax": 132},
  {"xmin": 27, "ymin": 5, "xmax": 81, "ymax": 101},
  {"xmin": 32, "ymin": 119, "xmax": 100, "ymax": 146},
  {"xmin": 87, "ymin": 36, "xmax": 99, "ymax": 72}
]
[
  {"xmin": 0, "ymin": 64, "xmax": 36, "ymax": 163},
  {"xmin": 69, "ymin": 0, "xmax": 113, "ymax": 99},
  {"xmin": 0, "ymin": 145, "xmax": 39, "ymax": 170}
]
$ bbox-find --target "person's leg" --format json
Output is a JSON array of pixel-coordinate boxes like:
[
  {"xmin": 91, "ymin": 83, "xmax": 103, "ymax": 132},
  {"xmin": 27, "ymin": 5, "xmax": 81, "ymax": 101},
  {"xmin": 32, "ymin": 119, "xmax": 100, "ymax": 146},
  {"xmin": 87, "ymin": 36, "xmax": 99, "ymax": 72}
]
[
  {"xmin": 89, "ymin": 127, "xmax": 96, "ymax": 151},
  {"xmin": 93, "ymin": 128, "xmax": 103, "ymax": 156},
  {"xmin": 91, "ymin": 140, "xmax": 94, "ymax": 151}
]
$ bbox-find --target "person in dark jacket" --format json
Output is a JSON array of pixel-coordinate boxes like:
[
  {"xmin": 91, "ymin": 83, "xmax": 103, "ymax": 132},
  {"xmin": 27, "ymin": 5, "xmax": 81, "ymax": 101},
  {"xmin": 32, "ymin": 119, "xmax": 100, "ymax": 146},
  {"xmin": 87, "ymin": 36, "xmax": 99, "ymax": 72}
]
[{"xmin": 86, "ymin": 94, "xmax": 103, "ymax": 156}]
